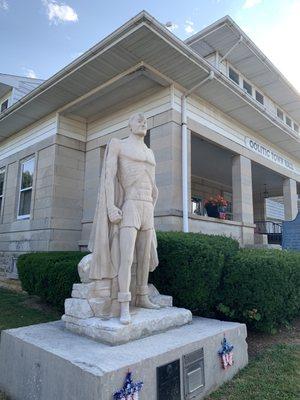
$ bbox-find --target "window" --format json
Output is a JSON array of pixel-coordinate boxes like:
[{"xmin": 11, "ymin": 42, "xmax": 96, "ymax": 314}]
[
  {"xmin": 294, "ymin": 123, "xmax": 299, "ymax": 133},
  {"xmin": 255, "ymin": 90, "xmax": 264, "ymax": 105},
  {"xmin": 1, "ymin": 99, "xmax": 8, "ymax": 113},
  {"xmin": 277, "ymin": 108, "xmax": 284, "ymax": 120},
  {"xmin": 229, "ymin": 67, "xmax": 239, "ymax": 85},
  {"xmin": 0, "ymin": 168, "xmax": 5, "ymax": 215},
  {"xmin": 243, "ymin": 80, "xmax": 252, "ymax": 96},
  {"xmin": 286, "ymin": 116, "xmax": 292, "ymax": 128},
  {"xmin": 18, "ymin": 157, "xmax": 35, "ymax": 218}
]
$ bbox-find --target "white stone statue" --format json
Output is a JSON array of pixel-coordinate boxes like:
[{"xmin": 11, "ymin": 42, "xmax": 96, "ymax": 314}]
[
  {"xmin": 87, "ymin": 113, "xmax": 160, "ymax": 324},
  {"xmin": 63, "ymin": 114, "xmax": 191, "ymax": 343}
]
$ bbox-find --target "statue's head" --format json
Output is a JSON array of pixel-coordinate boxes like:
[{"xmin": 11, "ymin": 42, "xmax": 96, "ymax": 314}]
[{"xmin": 128, "ymin": 113, "xmax": 147, "ymax": 137}]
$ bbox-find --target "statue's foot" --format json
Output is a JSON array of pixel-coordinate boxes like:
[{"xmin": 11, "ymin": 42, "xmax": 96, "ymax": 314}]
[
  {"xmin": 136, "ymin": 295, "xmax": 160, "ymax": 309},
  {"xmin": 120, "ymin": 302, "xmax": 131, "ymax": 325}
]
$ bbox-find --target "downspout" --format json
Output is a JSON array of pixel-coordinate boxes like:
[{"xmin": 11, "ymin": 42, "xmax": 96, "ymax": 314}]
[{"xmin": 181, "ymin": 70, "xmax": 215, "ymax": 232}]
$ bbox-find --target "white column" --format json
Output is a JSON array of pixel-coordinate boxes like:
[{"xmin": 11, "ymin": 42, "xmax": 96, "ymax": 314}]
[
  {"xmin": 181, "ymin": 96, "xmax": 189, "ymax": 232},
  {"xmin": 232, "ymin": 155, "xmax": 254, "ymax": 224},
  {"xmin": 283, "ymin": 178, "xmax": 298, "ymax": 220}
]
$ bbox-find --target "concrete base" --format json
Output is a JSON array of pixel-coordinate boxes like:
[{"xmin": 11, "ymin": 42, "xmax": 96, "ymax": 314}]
[
  {"xmin": 0, "ymin": 318, "xmax": 248, "ymax": 400},
  {"xmin": 62, "ymin": 306, "xmax": 192, "ymax": 345}
]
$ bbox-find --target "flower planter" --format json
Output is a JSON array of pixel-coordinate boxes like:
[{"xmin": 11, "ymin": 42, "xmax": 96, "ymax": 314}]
[
  {"xmin": 205, "ymin": 195, "xmax": 228, "ymax": 219},
  {"xmin": 205, "ymin": 204, "xmax": 219, "ymax": 218}
]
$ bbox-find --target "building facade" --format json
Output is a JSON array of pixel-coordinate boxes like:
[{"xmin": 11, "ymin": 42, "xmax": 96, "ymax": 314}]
[{"xmin": 0, "ymin": 13, "xmax": 300, "ymax": 276}]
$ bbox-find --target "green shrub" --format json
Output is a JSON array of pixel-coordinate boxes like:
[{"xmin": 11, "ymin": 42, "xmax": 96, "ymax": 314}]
[
  {"xmin": 17, "ymin": 234, "xmax": 239, "ymax": 315},
  {"xmin": 17, "ymin": 235, "xmax": 299, "ymax": 334},
  {"xmin": 151, "ymin": 232, "xmax": 239, "ymax": 315},
  {"xmin": 17, "ymin": 252, "xmax": 87, "ymax": 310},
  {"xmin": 218, "ymin": 249, "xmax": 300, "ymax": 333}
]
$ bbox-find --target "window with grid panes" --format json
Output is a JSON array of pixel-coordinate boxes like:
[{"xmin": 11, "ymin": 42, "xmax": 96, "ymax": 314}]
[{"xmin": 18, "ymin": 157, "xmax": 35, "ymax": 218}]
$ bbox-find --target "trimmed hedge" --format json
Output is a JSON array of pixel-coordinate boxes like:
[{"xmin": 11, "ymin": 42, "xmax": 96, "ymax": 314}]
[
  {"xmin": 17, "ymin": 233, "xmax": 238, "ymax": 314},
  {"xmin": 218, "ymin": 249, "xmax": 300, "ymax": 333},
  {"xmin": 17, "ymin": 252, "xmax": 87, "ymax": 310},
  {"xmin": 151, "ymin": 232, "xmax": 239, "ymax": 315},
  {"xmin": 16, "ymin": 234, "xmax": 300, "ymax": 333}
]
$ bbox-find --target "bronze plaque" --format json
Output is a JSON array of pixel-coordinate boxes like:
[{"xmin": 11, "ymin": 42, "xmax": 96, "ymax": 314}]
[{"xmin": 157, "ymin": 359, "xmax": 181, "ymax": 400}]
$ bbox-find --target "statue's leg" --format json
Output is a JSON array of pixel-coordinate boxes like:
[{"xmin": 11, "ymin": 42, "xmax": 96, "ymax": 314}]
[
  {"xmin": 136, "ymin": 229, "xmax": 160, "ymax": 309},
  {"xmin": 118, "ymin": 227, "xmax": 137, "ymax": 324}
]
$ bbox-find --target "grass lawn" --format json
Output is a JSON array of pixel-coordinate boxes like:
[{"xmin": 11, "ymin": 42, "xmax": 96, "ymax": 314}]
[
  {"xmin": 206, "ymin": 343, "xmax": 300, "ymax": 400},
  {"xmin": 0, "ymin": 288, "xmax": 61, "ymax": 332}
]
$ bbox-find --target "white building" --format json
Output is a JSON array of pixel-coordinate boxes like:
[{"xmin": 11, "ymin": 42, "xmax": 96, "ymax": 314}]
[
  {"xmin": 0, "ymin": 12, "xmax": 299, "ymax": 275},
  {"xmin": 0, "ymin": 73, "xmax": 44, "ymax": 112}
]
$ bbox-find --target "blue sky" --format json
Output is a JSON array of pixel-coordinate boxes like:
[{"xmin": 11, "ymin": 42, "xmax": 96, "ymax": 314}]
[{"xmin": 1, "ymin": 0, "xmax": 300, "ymax": 91}]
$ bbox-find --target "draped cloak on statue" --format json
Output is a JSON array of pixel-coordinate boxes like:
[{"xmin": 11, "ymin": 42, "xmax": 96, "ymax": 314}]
[{"xmin": 88, "ymin": 140, "xmax": 159, "ymax": 280}]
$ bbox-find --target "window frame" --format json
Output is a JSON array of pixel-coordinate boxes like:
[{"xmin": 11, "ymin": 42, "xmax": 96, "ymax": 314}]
[
  {"xmin": 285, "ymin": 116, "xmax": 292, "ymax": 128},
  {"xmin": 243, "ymin": 79, "xmax": 252, "ymax": 96},
  {"xmin": 294, "ymin": 122, "xmax": 299, "ymax": 133},
  {"xmin": 255, "ymin": 90, "xmax": 264, "ymax": 105},
  {"xmin": 228, "ymin": 66, "xmax": 240, "ymax": 86},
  {"xmin": 17, "ymin": 156, "xmax": 35, "ymax": 220},
  {"xmin": 276, "ymin": 108, "xmax": 284, "ymax": 121}
]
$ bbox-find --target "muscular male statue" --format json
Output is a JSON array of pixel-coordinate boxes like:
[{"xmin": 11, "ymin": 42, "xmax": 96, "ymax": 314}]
[{"xmin": 87, "ymin": 113, "xmax": 160, "ymax": 325}]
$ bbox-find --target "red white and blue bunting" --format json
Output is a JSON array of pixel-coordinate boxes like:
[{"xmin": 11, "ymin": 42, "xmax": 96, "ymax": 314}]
[
  {"xmin": 218, "ymin": 337, "xmax": 234, "ymax": 370},
  {"xmin": 113, "ymin": 372, "xmax": 143, "ymax": 400}
]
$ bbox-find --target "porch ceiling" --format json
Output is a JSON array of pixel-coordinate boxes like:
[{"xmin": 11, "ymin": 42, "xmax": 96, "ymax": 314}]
[
  {"xmin": 191, "ymin": 134, "xmax": 286, "ymax": 196},
  {"xmin": 191, "ymin": 135, "xmax": 233, "ymax": 187},
  {"xmin": 252, "ymin": 162, "xmax": 284, "ymax": 197}
]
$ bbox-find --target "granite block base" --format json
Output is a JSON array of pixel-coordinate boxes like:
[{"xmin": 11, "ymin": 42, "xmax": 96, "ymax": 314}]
[{"xmin": 0, "ymin": 318, "xmax": 248, "ymax": 400}]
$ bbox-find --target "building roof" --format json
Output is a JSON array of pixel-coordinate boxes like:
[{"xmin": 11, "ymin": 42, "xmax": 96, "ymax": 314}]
[
  {"xmin": 0, "ymin": 11, "xmax": 300, "ymax": 159},
  {"xmin": 185, "ymin": 15, "xmax": 300, "ymax": 121},
  {"xmin": 0, "ymin": 73, "xmax": 44, "ymax": 103}
]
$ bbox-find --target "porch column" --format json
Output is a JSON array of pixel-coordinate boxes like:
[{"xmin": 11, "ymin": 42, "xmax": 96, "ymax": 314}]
[
  {"xmin": 150, "ymin": 122, "xmax": 191, "ymax": 231},
  {"xmin": 232, "ymin": 155, "xmax": 254, "ymax": 223},
  {"xmin": 150, "ymin": 121, "xmax": 182, "ymax": 209},
  {"xmin": 283, "ymin": 178, "xmax": 298, "ymax": 220},
  {"xmin": 232, "ymin": 155, "xmax": 254, "ymax": 245}
]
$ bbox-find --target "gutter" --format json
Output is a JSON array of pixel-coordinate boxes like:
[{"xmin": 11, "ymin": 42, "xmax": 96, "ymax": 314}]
[{"xmin": 181, "ymin": 71, "xmax": 215, "ymax": 233}]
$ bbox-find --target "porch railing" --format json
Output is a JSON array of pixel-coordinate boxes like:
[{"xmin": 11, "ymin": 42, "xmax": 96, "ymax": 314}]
[{"xmin": 254, "ymin": 220, "xmax": 282, "ymax": 245}]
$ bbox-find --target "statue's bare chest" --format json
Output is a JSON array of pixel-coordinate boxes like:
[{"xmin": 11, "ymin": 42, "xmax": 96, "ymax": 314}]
[{"xmin": 119, "ymin": 143, "xmax": 155, "ymax": 167}]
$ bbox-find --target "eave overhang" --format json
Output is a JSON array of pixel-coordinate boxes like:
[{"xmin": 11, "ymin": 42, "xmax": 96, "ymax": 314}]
[
  {"xmin": 0, "ymin": 11, "xmax": 299, "ymax": 159},
  {"xmin": 185, "ymin": 16, "xmax": 300, "ymax": 123}
]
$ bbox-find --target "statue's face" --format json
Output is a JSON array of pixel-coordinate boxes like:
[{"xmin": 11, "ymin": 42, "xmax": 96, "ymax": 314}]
[{"xmin": 129, "ymin": 114, "xmax": 147, "ymax": 137}]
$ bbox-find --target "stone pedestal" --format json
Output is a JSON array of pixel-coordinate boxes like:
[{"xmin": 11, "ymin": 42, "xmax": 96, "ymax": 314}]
[
  {"xmin": 0, "ymin": 318, "xmax": 248, "ymax": 400},
  {"xmin": 62, "ymin": 306, "xmax": 192, "ymax": 345},
  {"xmin": 63, "ymin": 281, "xmax": 181, "ymax": 344}
]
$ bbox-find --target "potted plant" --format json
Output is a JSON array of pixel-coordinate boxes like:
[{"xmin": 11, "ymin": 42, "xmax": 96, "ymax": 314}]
[
  {"xmin": 204, "ymin": 195, "xmax": 228, "ymax": 219},
  {"xmin": 204, "ymin": 197, "xmax": 219, "ymax": 218}
]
